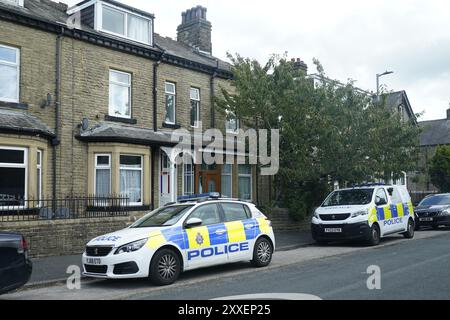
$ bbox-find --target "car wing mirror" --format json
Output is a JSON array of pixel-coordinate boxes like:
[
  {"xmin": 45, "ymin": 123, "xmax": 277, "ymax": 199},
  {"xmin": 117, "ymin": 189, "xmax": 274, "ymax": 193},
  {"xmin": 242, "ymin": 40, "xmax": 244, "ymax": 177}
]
[{"xmin": 185, "ymin": 218, "xmax": 202, "ymax": 228}]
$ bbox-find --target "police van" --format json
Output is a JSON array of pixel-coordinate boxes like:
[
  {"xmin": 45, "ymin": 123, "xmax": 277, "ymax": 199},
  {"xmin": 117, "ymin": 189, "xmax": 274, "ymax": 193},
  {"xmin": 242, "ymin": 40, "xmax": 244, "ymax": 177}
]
[
  {"xmin": 82, "ymin": 193, "xmax": 275, "ymax": 285},
  {"xmin": 311, "ymin": 184, "xmax": 415, "ymax": 246}
]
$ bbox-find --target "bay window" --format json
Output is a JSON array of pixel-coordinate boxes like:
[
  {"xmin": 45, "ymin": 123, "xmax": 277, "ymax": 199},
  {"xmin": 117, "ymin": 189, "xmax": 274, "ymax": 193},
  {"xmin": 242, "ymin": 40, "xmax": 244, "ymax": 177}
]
[
  {"xmin": 0, "ymin": 147, "xmax": 27, "ymax": 204},
  {"xmin": 101, "ymin": 3, "xmax": 153, "ymax": 45},
  {"xmin": 165, "ymin": 82, "xmax": 176, "ymax": 124},
  {"xmin": 221, "ymin": 164, "xmax": 232, "ymax": 198},
  {"xmin": 238, "ymin": 164, "xmax": 252, "ymax": 200},
  {"xmin": 120, "ymin": 155, "xmax": 143, "ymax": 205},
  {"xmin": 37, "ymin": 150, "xmax": 42, "ymax": 203},
  {"xmin": 95, "ymin": 154, "xmax": 111, "ymax": 197},
  {"xmin": 190, "ymin": 88, "xmax": 200, "ymax": 127},
  {"xmin": 0, "ymin": 44, "xmax": 20, "ymax": 103},
  {"xmin": 109, "ymin": 69, "xmax": 131, "ymax": 119}
]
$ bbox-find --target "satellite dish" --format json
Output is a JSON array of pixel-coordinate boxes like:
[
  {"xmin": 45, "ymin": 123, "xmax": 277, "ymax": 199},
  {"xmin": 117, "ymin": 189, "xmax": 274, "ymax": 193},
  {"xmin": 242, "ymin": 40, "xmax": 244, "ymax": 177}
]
[{"xmin": 81, "ymin": 118, "xmax": 89, "ymax": 131}]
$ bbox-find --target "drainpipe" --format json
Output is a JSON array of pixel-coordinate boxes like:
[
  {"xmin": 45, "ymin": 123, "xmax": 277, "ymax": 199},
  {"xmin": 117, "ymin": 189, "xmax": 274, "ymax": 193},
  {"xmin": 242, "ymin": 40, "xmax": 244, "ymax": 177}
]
[
  {"xmin": 52, "ymin": 27, "xmax": 63, "ymax": 201},
  {"xmin": 150, "ymin": 49, "xmax": 165, "ymax": 209},
  {"xmin": 210, "ymin": 59, "xmax": 219, "ymax": 129}
]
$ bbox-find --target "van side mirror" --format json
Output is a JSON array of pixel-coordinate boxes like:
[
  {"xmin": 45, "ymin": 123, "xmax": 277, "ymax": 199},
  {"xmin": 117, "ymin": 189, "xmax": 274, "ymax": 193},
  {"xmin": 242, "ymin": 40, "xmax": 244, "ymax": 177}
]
[{"xmin": 185, "ymin": 218, "xmax": 202, "ymax": 228}]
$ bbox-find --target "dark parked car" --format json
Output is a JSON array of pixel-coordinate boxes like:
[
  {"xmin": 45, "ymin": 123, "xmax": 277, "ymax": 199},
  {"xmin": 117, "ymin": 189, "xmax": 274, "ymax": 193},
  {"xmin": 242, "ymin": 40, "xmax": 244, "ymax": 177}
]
[
  {"xmin": 415, "ymin": 194, "xmax": 450, "ymax": 230},
  {"xmin": 0, "ymin": 232, "xmax": 33, "ymax": 295}
]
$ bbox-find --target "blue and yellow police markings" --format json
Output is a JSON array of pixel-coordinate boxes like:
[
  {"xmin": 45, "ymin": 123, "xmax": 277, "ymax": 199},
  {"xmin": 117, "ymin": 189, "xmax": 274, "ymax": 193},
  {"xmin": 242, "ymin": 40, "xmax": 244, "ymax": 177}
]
[{"xmin": 145, "ymin": 217, "xmax": 272, "ymax": 253}]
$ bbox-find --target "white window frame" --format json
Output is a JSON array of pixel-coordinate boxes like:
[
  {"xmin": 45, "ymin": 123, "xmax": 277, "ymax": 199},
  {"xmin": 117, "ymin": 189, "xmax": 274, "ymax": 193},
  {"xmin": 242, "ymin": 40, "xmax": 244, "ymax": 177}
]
[
  {"xmin": 221, "ymin": 164, "xmax": 233, "ymax": 198},
  {"xmin": 190, "ymin": 87, "xmax": 200, "ymax": 128},
  {"xmin": 2, "ymin": 0, "xmax": 24, "ymax": 7},
  {"xmin": 36, "ymin": 150, "xmax": 42, "ymax": 205},
  {"xmin": 165, "ymin": 81, "xmax": 176, "ymax": 125},
  {"xmin": 225, "ymin": 109, "xmax": 240, "ymax": 134},
  {"xmin": 0, "ymin": 146, "xmax": 28, "ymax": 208},
  {"xmin": 109, "ymin": 69, "xmax": 132, "ymax": 119},
  {"xmin": 238, "ymin": 165, "xmax": 252, "ymax": 201},
  {"xmin": 98, "ymin": 2, "xmax": 153, "ymax": 46},
  {"xmin": 94, "ymin": 154, "xmax": 111, "ymax": 197},
  {"xmin": 119, "ymin": 154, "xmax": 143, "ymax": 206},
  {"xmin": 183, "ymin": 162, "xmax": 195, "ymax": 196},
  {"xmin": 0, "ymin": 44, "xmax": 20, "ymax": 103}
]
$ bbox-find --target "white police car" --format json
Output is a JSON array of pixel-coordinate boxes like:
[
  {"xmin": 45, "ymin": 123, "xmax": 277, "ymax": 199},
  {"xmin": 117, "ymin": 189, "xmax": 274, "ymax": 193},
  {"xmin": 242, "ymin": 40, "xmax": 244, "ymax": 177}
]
[
  {"xmin": 311, "ymin": 184, "xmax": 415, "ymax": 246},
  {"xmin": 82, "ymin": 193, "xmax": 275, "ymax": 285}
]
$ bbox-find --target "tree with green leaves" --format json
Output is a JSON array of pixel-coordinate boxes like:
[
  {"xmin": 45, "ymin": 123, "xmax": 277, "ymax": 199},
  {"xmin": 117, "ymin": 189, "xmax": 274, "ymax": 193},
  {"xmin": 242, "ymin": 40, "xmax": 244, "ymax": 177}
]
[
  {"xmin": 216, "ymin": 53, "xmax": 421, "ymax": 220},
  {"xmin": 429, "ymin": 146, "xmax": 450, "ymax": 192}
]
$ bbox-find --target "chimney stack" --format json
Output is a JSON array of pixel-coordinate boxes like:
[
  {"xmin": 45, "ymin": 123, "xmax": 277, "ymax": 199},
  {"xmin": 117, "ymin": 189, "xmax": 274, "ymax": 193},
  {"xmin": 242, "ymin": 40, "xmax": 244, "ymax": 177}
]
[
  {"xmin": 291, "ymin": 57, "xmax": 308, "ymax": 74},
  {"xmin": 177, "ymin": 6, "xmax": 212, "ymax": 54},
  {"xmin": 447, "ymin": 104, "xmax": 450, "ymax": 120}
]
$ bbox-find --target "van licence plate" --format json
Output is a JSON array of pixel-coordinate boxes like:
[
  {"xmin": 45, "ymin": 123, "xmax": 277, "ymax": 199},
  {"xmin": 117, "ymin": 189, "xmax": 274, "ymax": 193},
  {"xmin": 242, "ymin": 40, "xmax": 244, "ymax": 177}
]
[
  {"xmin": 86, "ymin": 258, "xmax": 102, "ymax": 265},
  {"xmin": 325, "ymin": 228, "xmax": 342, "ymax": 233}
]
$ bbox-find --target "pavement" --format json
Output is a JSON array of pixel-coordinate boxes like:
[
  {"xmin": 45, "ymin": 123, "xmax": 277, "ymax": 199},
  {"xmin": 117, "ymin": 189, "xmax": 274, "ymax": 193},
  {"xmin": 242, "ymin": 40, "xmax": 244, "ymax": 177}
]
[
  {"xmin": 5, "ymin": 228, "xmax": 448, "ymax": 300},
  {"xmin": 26, "ymin": 229, "xmax": 314, "ymax": 288}
]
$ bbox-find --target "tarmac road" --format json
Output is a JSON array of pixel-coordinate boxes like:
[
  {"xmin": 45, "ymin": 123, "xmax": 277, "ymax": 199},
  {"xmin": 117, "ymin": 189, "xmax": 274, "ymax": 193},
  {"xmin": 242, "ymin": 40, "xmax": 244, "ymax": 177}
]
[{"xmin": 3, "ymin": 228, "xmax": 450, "ymax": 300}]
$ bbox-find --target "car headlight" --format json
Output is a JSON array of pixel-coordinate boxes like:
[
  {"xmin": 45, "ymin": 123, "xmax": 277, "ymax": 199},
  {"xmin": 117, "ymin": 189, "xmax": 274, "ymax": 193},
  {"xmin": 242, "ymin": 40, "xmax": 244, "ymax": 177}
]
[
  {"xmin": 313, "ymin": 210, "xmax": 319, "ymax": 219},
  {"xmin": 440, "ymin": 209, "xmax": 450, "ymax": 216},
  {"xmin": 351, "ymin": 209, "xmax": 369, "ymax": 218},
  {"xmin": 114, "ymin": 238, "xmax": 148, "ymax": 255}
]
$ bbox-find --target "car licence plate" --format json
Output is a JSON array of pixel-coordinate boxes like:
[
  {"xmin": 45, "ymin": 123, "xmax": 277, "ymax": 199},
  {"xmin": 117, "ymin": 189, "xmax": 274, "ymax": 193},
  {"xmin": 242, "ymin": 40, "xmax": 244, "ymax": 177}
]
[
  {"xmin": 86, "ymin": 258, "xmax": 102, "ymax": 265},
  {"xmin": 420, "ymin": 217, "xmax": 433, "ymax": 222},
  {"xmin": 325, "ymin": 228, "xmax": 342, "ymax": 233}
]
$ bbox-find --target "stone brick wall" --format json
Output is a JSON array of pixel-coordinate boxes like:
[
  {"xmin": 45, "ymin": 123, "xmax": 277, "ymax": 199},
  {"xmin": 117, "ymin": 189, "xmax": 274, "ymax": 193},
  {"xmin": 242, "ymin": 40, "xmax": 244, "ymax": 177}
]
[
  {"xmin": 0, "ymin": 217, "xmax": 136, "ymax": 258},
  {"xmin": 265, "ymin": 208, "xmax": 310, "ymax": 231}
]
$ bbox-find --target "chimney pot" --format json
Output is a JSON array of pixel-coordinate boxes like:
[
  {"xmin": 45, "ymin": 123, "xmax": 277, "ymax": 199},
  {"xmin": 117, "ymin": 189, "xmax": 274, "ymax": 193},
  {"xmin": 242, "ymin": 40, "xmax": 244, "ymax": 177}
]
[{"xmin": 177, "ymin": 5, "xmax": 212, "ymax": 54}]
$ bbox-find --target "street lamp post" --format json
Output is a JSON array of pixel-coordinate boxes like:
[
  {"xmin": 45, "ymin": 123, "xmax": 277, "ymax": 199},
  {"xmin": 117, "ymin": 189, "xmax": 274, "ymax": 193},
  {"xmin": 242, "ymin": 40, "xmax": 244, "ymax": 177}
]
[{"xmin": 376, "ymin": 71, "xmax": 394, "ymax": 96}]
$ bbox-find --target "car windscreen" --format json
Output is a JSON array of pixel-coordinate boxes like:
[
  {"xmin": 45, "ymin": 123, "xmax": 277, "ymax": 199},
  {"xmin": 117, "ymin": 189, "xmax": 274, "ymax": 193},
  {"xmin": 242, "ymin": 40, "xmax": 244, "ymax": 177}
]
[
  {"xmin": 130, "ymin": 205, "xmax": 194, "ymax": 228},
  {"xmin": 322, "ymin": 189, "xmax": 374, "ymax": 207},
  {"xmin": 418, "ymin": 195, "xmax": 450, "ymax": 207}
]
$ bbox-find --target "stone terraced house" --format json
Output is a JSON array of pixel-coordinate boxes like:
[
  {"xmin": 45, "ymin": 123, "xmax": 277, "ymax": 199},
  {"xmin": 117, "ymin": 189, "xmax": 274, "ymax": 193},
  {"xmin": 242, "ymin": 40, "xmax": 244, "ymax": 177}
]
[{"xmin": 0, "ymin": 0, "xmax": 266, "ymax": 213}]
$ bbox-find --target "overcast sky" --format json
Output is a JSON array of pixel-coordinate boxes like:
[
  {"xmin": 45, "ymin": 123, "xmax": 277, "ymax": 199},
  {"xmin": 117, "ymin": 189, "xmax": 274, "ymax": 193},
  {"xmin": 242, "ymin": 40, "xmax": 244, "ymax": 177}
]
[{"xmin": 64, "ymin": 0, "xmax": 450, "ymax": 121}]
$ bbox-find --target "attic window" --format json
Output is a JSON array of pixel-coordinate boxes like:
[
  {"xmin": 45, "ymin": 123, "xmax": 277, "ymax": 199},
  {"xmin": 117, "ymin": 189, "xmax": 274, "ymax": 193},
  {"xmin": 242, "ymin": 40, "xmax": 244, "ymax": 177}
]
[
  {"xmin": 100, "ymin": 3, "xmax": 153, "ymax": 45},
  {"xmin": 1, "ymin": 0, "xmax": 24, "ymax": 7}
]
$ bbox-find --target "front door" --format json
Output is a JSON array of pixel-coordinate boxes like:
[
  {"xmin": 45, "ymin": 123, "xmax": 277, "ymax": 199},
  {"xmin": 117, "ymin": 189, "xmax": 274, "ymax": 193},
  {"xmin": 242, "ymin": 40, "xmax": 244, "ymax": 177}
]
[
  {"xmin": 196, "ymin": 164, "xmax": 221, "ymax": 195},
  {"xmin": 160, "ymin": 151, "xmax": 175, "ymax": 206},
  {"xmin": 184, "ymin": 203, "xmax": 228, "ymax": 269}
]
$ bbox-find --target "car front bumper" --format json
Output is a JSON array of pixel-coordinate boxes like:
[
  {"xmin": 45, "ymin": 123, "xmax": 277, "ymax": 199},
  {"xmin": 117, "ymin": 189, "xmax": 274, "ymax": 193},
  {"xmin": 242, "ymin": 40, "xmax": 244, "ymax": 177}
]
[
  {"xmin": 311, "ymin": 221, "xmax": 371, "ymax": 242},
  {"xmin": 82, "ymin": 249, "xmax": 153, "ymax": 279},
  {"xmin": 416, "ymin": 214, "xmax": 450, "ymax": 227}
]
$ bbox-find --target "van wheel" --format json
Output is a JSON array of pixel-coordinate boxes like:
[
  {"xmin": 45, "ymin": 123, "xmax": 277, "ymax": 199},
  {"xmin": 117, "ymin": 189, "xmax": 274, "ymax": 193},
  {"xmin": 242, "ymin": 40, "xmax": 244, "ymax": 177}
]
[
  {"xmin": 149, "ymin": 248, "xmax": 181, "ymax": 286},
  {"xmin": 251, "ymin": 237, "xmax": 273, "ymax": 267},
  {"xmin": 368, "ymin": 224, "xmax": 380, "ymax": 246},
  {"xmin": 403, "ymin": 219, "xmax": 415, "ymax": 239}
]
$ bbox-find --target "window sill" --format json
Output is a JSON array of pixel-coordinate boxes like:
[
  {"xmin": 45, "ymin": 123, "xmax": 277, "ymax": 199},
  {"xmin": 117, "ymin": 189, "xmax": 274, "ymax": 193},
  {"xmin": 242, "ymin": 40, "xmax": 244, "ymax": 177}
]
[
  {"xmin": 105, "ymin": 115, "xmax": 137, "ymax": 124},
  {"xmin": 0, "ymin": 101, "xmax": 28, "ymax": 110},
  {"xmin": 162, "ymin": 122, "xmax": 181, "ymax": 129}
]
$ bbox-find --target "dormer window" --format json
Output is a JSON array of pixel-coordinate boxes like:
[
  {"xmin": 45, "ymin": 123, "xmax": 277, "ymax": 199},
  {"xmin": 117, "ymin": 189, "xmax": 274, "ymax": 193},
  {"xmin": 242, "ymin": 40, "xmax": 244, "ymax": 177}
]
[
  {"xmin": 101, "ymin": 4, "xmax": 152, "ymax": 44},
  {"xmin": 68, "ymin": 1, "xmax": 154, "ymax": 46}
]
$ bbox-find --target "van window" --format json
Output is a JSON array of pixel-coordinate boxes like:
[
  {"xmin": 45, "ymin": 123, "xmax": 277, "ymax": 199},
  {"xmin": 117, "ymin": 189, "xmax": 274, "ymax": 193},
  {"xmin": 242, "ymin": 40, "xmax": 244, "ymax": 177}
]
[
  {"xmin": 322, "ymin": 189, "xmax": 374, "ymax": 207},
  {"xmin": 390, "ymin": 188, "xmax": 403, "ymax": 204},
  {"xmin": 375, "ymin": 188, "xmax": 388, "ymax": 205}
]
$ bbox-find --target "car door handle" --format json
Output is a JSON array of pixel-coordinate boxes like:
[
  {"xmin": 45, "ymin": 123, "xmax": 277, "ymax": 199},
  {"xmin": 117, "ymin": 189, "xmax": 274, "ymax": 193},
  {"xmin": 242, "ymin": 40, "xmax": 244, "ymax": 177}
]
[
  {"xmin": 215, "ymin": 229, "xmax": 227, "ymax": 235},
  {"xmin": 244, "ymin": 224, "xmax": 254, "ymax": 229}
]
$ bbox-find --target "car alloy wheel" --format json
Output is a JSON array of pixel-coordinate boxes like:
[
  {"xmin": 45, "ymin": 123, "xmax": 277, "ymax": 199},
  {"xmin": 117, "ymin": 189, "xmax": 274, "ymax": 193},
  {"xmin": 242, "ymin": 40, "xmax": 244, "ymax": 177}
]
[
  {"xmin": 158, "ymin": 254, "xmax": 177, "ymax": 280},
  {"xmin": 251, "ymin": 238, "xmax": 273, "ymax": 267},
  {"xmin": 257, "ymin": 240, "xmax": 272, "ymax": 264}
]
